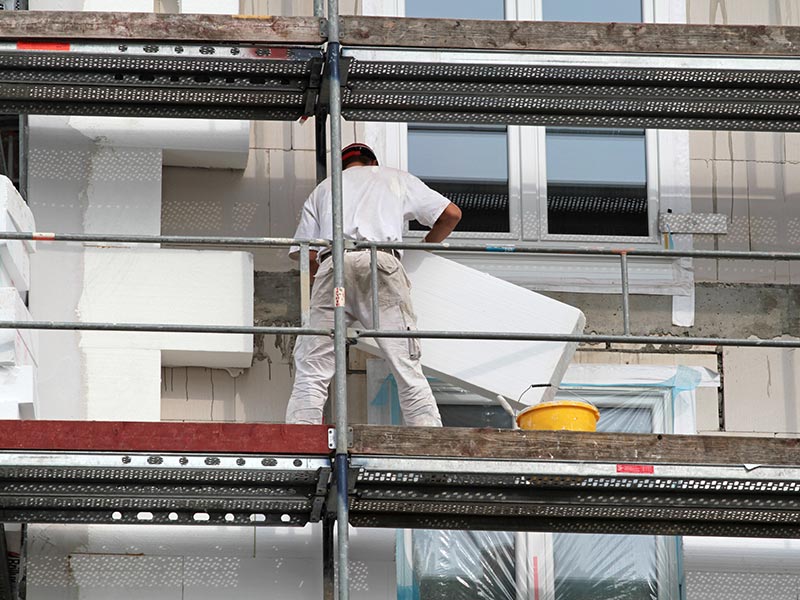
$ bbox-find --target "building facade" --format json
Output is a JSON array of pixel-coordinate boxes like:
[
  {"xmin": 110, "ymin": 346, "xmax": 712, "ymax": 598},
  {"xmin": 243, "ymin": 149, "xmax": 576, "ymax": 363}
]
[{"xmin": 10, "ymin": 0, "xmax": 800, "ymax": 599}]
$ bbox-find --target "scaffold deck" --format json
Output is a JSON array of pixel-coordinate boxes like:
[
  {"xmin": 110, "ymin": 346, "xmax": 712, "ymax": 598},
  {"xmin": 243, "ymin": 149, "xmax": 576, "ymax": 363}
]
[{"xmin": 1, "ymin": 422, "xmax": 800, "ymax": 538}]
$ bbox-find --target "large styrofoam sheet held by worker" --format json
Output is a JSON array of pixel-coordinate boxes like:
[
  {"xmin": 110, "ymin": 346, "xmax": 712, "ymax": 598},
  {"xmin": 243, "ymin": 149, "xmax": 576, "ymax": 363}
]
[{"xmin": 357, "ymin": 250, "xmax": 585, "ymax": 407}]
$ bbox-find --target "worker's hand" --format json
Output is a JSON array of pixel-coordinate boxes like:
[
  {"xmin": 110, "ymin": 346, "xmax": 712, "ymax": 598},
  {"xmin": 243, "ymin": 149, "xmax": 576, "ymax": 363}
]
[{"xmin": 424, "ymin": 202, "xmax": 462, "ymax": 243}]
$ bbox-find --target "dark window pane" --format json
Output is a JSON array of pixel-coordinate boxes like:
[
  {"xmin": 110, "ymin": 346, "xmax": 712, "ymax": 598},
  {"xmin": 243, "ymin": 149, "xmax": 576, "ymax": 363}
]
[
  {"xmin": 408, "ymin": 125, "xmax": 510, "ymax": 233},
  {"xmin": 406, "ymin": 0, "xmax": 504, "ymax": 20},
  {"xmin": 543, "ymin": 0, "xmax": 642, "ymax": 23},
  {"xmin": 440, "ymin": 404, "xmax": 514, "ymax": 429},
  {"xmin": 546, "ymin": 128, "xmax": 648, "ymax": 236}
]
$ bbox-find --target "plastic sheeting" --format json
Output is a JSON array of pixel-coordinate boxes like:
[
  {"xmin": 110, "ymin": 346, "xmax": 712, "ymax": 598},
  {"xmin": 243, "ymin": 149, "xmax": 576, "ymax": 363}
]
[{"xmin": 391, "ymin": 364, "xmax": 720, "ymax": 600}]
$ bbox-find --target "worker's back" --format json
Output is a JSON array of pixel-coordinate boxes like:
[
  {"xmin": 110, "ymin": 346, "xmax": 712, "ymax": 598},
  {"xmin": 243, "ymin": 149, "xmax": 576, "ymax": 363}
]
[{"xmin": 305, "ymin": 165, "xmax": 450, "ymax": 243}]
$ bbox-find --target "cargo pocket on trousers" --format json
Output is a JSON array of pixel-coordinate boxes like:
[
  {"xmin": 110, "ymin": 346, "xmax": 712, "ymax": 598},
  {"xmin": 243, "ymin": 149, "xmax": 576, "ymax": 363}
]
[
  {"xmin": 376, "ymin": 253, "xmax": 404, "ymax": 307},
  {"xmin": 399, "ymin": 305, "xmax": 421, "ymax": 360}
]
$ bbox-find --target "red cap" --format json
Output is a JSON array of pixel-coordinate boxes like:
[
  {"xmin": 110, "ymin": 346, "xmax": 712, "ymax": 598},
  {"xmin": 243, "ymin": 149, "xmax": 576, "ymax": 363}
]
[{"xmin": 341, "ymin": 143, "xmax": 378, "ymax": 167}]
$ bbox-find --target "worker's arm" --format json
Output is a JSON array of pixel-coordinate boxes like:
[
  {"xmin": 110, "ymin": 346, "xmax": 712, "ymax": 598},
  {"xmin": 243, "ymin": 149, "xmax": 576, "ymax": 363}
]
[
  {"xmin": 289, "ymin": 248, "xmax": 319, "ymax": 284},
  {"xmin": 307, "ymin": 250, "xmax": 320, "ymax": 281},
  {"xmin": 423, "ymin": 202, "xmax": 462, "ymax": 243}
]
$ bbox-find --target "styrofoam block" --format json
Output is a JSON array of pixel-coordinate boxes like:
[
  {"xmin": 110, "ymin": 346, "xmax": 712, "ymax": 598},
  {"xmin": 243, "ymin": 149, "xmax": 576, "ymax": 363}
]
[
  {"xmin": 82, "ymin": 147, "xmax": 162, "ymax": 238},
  {"xmin": 0, "ymin": 330, "xmax": 35, "ymax": 367},
  {"xmin": 0, "ymin": 366, "xmax": 36, "ymax": 410},
  {"xmin": 0, "ymin": 403, "xmax": 19, "ymax": 420},
  {"xmin": 0, "ymin": 176, "xmax": 36, "ymax": 252},
  {"xmin": 357, "ymin": 251, "xmax": 585, "ymax": 406},
  {"xmin": 0, "ymin": 288, "xmax": 38, "ymax": 366},
  {"xmin": 84, "ymin": 348, "xmax": 161, "ymax": 421},
  {"xmin": 0, "ymin": 261, "xmax": 17, "ymax": 291},
  {"xmin": 179, "ymin": 0, "xmax": 238, "ymax": 14},
  {"xmin": 67, "ymin": 117, "xmax": 250, "ymax": 170},
  {"xmin": 78, "ymin": 248, "xmax": 254, "ymax": 368},
  {"xmin": 0, "ymin": 240, "xmax": 30, "ymax": 293},
  {"xmin": 28, "ymin": 524, "xmax": 255, "ymax": 558}
]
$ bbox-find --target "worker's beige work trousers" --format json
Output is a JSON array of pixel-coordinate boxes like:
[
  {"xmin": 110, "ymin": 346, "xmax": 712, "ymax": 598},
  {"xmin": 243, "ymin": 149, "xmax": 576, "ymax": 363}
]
[{"xmin": 285, "ymin": 251, "xmax": 442, "ymax": 427}]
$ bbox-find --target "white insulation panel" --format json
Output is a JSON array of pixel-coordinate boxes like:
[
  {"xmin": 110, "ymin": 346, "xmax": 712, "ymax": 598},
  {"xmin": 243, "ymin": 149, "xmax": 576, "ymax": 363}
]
[
  {"xmin": 77, "ymin": 248, "xmax": 254, "ymax": 369},
  {"xmin": 358, "ymin": 251, "xmax": 585, "ymax": 405},
  {"xmin": 0, "ymin": 287, "xmax": 38, "ymax": 366}
]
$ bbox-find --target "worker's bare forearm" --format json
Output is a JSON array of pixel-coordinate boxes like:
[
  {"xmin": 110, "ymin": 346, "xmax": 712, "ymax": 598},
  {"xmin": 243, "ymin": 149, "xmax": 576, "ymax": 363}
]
[
  {"xmin": 292, "ymin": 249, "xmax": 319, "ymax": 285},
  {"xmin": 424, "ymin": 202, "xmax": 462, "ymax": 243}
]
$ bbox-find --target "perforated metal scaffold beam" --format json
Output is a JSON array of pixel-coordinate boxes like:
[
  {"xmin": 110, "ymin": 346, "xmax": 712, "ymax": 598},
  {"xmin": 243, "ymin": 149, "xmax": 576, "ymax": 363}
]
[
  {"xmin": 345, "ymin": 426, "xmax": 800, "ymax": 538},
  {"xmin": 0, "ymin": 13, "xmax": 799, "ymax": 129}
]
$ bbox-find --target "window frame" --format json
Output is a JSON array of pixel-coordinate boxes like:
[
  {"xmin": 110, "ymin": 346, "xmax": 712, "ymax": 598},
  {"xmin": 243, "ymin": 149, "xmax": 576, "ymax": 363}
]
[{"xmin": 535, "ymin": 127, "xmax": 660, "ymax": 243}]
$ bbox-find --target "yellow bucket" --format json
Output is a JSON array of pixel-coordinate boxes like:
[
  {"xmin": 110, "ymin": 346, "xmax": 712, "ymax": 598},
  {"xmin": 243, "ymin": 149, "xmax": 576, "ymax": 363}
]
[{"xmin": 516, "ymin": 400, "xmax": 600, "ymax": 432}]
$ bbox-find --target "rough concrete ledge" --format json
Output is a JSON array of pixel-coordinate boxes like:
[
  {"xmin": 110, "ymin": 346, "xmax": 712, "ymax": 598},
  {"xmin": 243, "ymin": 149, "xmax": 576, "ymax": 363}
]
[{"xmin": 254, "ymin": 272, "xmax": 800, "ymax": 342}]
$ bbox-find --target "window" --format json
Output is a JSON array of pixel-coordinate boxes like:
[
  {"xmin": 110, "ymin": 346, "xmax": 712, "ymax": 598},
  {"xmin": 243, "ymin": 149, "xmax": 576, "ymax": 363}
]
[
  {"xmin": 545, "ymin": 128, "xmax": 648, "ymax": 236},
  {"xmin": 549, "ymin": 389, "xmax": 667, "ymax": 600},
  {"xmin": 404, "ymin": 2, "xmax": 513, "ymax": 238},
  {"xmin": 540, "ymin": 0, "xmax": 650, "ymax": 239},
  {"xmin": 360, "ymin": 0, "xmax": 691, "ymax": 291},
  {"xmin": 391, "ymin": 384, "xmax": 679, "ymax": 600},
  {"xmin": 407, "ymin": 397, "xmax": 516, "ymax": 600},
  {"xmin": 403, "ymin": 0, "xmax": 656, "ymax": 244}
]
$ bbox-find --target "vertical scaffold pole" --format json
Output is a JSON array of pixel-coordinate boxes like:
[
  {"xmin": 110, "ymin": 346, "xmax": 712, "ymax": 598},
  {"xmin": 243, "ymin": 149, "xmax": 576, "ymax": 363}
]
[
  {"xmin": 620, "ymin": 251, "xmax": 631, "ymax": 335},
  {"xmin": 326, "ymin": 1, "xmax": 350, "ymax": 598}
]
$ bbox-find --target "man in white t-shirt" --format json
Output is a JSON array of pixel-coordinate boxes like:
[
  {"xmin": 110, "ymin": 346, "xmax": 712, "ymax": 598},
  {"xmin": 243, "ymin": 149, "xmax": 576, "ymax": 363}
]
[{"xmin": 286, "ymin": 143, "xmax": 462, "ymax": 426}]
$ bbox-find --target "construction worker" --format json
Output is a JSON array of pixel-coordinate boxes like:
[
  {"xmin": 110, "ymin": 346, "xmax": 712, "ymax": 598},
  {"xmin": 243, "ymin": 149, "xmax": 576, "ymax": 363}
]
[{"xmin": 285, "ymin": 142, "xmax": 462, "ymax": 426}]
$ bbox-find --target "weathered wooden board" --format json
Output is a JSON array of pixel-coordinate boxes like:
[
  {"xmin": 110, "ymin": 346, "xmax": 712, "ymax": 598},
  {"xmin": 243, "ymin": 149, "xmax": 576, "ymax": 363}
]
[
  {"xmin": 1, "ymin": 12, "xmax": 799, "ymax": 58},
  {"xmin": 350, "ymin": 425, "xmax": 800, "ymax": 466},
  {"xmin": 0, "ymin": 12, "xmax": 323, "ymax": 44},
  {"xmin": 357, "ymin": 250, "xmax": 585, "ymax": 407},
  {"xmin": 341, "ymin": 16, "xmax": 800, "ymax": 56}
]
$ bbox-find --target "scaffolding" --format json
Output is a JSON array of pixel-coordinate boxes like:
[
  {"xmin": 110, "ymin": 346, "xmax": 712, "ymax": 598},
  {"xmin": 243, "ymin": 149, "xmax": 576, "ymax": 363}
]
[{"xmin": 0, "ymin": 6, "xmax": 799, "ymax": 600}]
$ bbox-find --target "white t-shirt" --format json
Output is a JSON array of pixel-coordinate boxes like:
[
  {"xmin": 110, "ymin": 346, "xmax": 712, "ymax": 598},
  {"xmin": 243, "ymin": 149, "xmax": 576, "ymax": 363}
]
[{"xmin": 290, "ymin": 165, "xmax": 451, "ymax": 257}]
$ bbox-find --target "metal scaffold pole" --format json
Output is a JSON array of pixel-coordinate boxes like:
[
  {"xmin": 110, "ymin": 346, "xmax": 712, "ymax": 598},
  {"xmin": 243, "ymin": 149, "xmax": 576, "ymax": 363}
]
[{"xmin": 326, "ymin": 0, "xmax": 350, "ymax": 597}]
